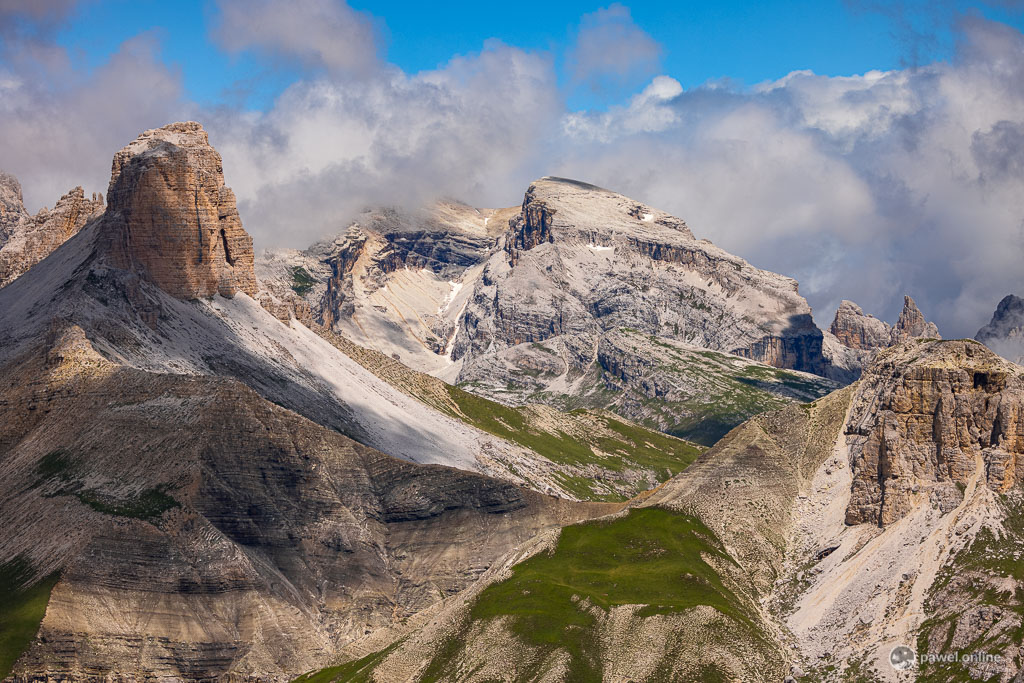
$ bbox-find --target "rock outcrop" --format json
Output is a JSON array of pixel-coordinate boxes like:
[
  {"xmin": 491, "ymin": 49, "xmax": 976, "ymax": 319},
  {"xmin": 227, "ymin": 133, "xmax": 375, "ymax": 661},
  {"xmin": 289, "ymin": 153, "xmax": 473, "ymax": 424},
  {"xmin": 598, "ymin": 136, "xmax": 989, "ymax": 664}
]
[
  {"xmin": 829, "ymin": 300, "xmax": 891, "ymax": 350},
  {"xmin": 976, "ymin": 294, "xmax": 1024, "ymax": 364},
  {"xmin": 255, "ymin": 201, "xmax": 514, "ymax": 373},
  {"xmin": 99, "ymin": 122, "xmax": 256, "ymax": 300},
  {"xmin": 0, "ymin": 171, "xmax": 28, "ymax": 242},
  {"xmin": 823, "ymin": 295, "xmax": 941, "ymax": 382},
  {"xmin": 844, "ymin": 339, "xmax": 1023, "ymax": 526},
  {"xmin": 453, "ymin": 177, "xmax": 828, "ymax": 376},
  {"xmin": 890, "ymin": 294, "xmax": 940, "ymax": 343},
  {"xmin": 0, "ymin": 175, "xmax": 104, "ymax": 288}
]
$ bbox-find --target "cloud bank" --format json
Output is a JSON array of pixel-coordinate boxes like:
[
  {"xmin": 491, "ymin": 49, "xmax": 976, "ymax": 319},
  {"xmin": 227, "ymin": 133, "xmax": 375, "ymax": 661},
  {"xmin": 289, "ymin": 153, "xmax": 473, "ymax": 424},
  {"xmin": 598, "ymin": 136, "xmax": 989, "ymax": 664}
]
[{"xmin": 1, "ymin": 1, "xmax": 1024, "ymax": 338}]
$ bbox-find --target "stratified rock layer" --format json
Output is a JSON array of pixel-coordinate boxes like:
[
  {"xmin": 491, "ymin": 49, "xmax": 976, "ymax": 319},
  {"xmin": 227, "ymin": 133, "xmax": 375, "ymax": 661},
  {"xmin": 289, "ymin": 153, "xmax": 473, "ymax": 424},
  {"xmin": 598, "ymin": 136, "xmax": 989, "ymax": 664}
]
[
  {"xmin": 100, "ymin": 122, "xmax": 256, "ymax": 300},
  {"xmin": 844, "ymin": 339, "xmax": 1024, "ymax": 526},
  {"xmin": 0, "ymin": 176, "xmax": 104, "ymax": 288},
  {"xmin": 829, "ymin": 300, "xmax": 891, "ymax": 350},
  {"xmin": 453, "ymin": 177, "xmax": 828, "ymax": 375}
]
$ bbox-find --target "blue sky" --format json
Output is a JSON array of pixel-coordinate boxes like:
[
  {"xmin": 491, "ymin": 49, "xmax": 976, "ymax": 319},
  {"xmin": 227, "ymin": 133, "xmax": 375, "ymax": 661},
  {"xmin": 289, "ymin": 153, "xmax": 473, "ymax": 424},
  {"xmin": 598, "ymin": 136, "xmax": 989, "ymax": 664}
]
[{"xmin": 53, "ymin": 0, "xmax": 1024, "ymax": 111}]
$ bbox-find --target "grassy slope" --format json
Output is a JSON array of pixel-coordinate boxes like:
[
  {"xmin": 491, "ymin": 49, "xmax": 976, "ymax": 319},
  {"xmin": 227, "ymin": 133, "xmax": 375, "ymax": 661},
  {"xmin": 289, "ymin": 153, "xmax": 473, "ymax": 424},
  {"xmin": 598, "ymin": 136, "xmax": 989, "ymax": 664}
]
[
  {"xmin": 0, "ymin": 557, "xmax": 59, "ymax": 679},
  {"xmin": 917, "ymin": 492, "xmax": 1024, "ymax": 682},
  {"xmin": 446, "ymin": 385, "xmax": 702, "ymax": 500},
  {"xmin": 475, "ymin": 329, "xmax": 837, "ymax": 446},
  {"xmin": 421, "ymin": 507, "xmax": 767, "ymax": 681},
  {"xmin": 319, "ymin": 330, "xmax": 704, "ymax": 501},
  {"xmin": 290, "ymin": 645, "xmax": 399, "ymax": 683}
]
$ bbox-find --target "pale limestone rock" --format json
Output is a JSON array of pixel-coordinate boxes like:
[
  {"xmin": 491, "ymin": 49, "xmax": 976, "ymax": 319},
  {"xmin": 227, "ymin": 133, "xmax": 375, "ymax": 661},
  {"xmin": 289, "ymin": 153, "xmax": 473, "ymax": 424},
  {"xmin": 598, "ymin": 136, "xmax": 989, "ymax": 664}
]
[
  {"xmin": 844, "ymin": 339, "xmax": 1023, "ymax": 526},
  {"xmin": 454, "ymin": 177, "xmax": 828, "ymax": 375},
  {"xmin": 100, "ymin": 121, "xmax": 257, "ymax": 300},
  {"xmin": 829, "ymin": 300, "xmax": 890, "ymax": 350},
  {"xmin": 0, "ymin": 179, "xmax": 104, "ymax": 288},
  {"xmin": 890, "ymin": 294, "xmax": 941, "ymax": 343}
]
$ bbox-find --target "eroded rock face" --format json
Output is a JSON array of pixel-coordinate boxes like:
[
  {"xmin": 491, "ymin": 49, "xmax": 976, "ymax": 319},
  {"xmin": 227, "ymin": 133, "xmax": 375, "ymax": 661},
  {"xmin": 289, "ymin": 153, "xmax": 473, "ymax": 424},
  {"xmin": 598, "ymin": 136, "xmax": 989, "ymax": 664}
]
[
  {"xmin": 100, "ymin": 122, "xmax": 256, "ymax": 300},
  {"xmin": 0, "ymin": 326, "xmax": 599, "ymax": 681},
  {"xmin": 0, "ymin": 177, "xmax": 104, "ymax": 288},
  {"xmin": 829, "ymin": 300, "xmax": 891, "ymax": 350},
  {"xmin": 823, "ymin": 295, "xmax": 941, "ymax": 383},
  {"xmin": 0, "ymin": 171, "xmax": 28, "ymax": 242},
  {"xmin": 844, "ymin": 340, "xmax": 1024, "ymax": 526},
  {"xmin": 891, "ymin": 294, "xmax": 940, "ymax": 343},
  {"xmin": 453, "ymin": 177, "xmax": 828, "ymax": 375}
]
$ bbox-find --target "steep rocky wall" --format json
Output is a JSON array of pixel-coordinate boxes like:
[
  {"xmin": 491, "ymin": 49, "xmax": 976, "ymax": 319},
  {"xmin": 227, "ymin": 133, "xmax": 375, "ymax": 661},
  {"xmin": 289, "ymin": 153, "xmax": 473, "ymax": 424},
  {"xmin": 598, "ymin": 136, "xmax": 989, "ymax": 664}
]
[
  {"xmin": 100, "ymin": 122, "xmax": 256, "ymax": 300},
  {"xmin": 829, "ymin": 300, "xmax": 891, "ymax": 350},
  {"xmin": 320, "ymin": 228, "xmax": 368, "ymax": 327},
  {"xmin": 844, "ymin": 339, "xmax": 1024, "ymax": 526},
  {"xmin": 0, "ymin": 182, "xmax": 104, "ymax": 288},
  {"xmin": 976, "ymin": 294, "xmax": 1024, "ymax": 364}
]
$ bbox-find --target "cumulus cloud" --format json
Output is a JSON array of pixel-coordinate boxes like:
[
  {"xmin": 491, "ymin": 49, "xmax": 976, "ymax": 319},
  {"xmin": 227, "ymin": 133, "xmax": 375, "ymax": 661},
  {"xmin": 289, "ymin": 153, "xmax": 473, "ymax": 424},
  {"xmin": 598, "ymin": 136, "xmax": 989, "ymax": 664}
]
[
  {"xmin": 554, "ymin": 15, "xmax": 1024, "ymax": 337},
  {"xmin": 0, "ymin": 3, "xmax": 186, "ymax": 211},
  {"xmin": 213, "ymin": 0, "xmax": 380, "ymax": 76},
  {"xmin": 3, "ymin": 1, "xmax": 1024, "ymax": 340},
  {"xmin": 567, "ymin": 4, "xmax": 661, "ymax": 93},
  {"xmin": 206, "ymin": 41, "xmax": 561, "ymax": 246}
]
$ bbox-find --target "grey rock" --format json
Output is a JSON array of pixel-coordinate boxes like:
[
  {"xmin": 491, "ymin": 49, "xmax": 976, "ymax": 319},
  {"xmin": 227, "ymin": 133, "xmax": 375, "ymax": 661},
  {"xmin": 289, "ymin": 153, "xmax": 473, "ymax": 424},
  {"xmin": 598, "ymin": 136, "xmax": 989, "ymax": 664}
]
[{"xmin": 976, "ymin": 294, "xmax": 1024, "ymax": 364}]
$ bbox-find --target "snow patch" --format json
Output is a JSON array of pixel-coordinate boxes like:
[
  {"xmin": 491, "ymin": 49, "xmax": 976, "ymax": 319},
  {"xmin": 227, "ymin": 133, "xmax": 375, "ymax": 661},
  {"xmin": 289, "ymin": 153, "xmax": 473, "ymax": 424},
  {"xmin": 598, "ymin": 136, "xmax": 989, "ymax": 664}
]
[
  {"xmin": 438, "ymin": 280, "xmax": 464, "ymax": 314},
  {"xmin": 587, "ymin": 243, "xmax": 614, "ymax": 253}
]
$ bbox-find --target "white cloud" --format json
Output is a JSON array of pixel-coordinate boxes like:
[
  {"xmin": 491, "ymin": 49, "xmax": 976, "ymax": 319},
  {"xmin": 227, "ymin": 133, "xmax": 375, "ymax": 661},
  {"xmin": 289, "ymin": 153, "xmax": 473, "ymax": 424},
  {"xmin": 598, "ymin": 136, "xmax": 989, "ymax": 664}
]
[
  {"xmin": 551, "ymin": 16, "xmax": 1024, "ymax": 337},
  {"xmin": 3, "ymin": 3, "xmax": 1024, "ymax": 340},
  {"xmin": 206, "ymin": 41, "xmax": 561, "ymax": 246},
  {"xmin": 212, "ymin": 0, "xmax": 380, "ymax": 77},
  {"xmin": 0, "ymin": 30, "xmax": 186, "ymax": 212}
]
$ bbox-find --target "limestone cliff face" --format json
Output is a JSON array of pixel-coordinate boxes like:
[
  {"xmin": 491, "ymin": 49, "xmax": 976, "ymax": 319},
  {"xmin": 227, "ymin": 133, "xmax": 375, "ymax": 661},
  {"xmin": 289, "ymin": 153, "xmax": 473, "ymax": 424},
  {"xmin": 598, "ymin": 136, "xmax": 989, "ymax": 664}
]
[
  {"xmin": 829, "ymin": 300, "xmax": 891, "ymax": 350},
  {"xmin": 319, "ymin": 227, "xmax": 369, "ymax": 328},
  {"xmin": 823, "ymin": 295, "xmax": 941, "ymax": 383},
  {"xmin": 100, "ymin": 122, "xmax": 256, "ymax": 300},
  {"xmin": 890, "ymin": 294, "xmax": 940, "ymax": 343},
  {"xmin": 454, "ymin": 176, "xmax": 827, "ymax": 376},
  {"xmin": 844, "ymin": 339, "xmax": 1024, "ymax": 526},
  {"xmin": 0, "ymin": 171, "xmax": 28, "ymax": 243},
  {"xmin": 0, "ymin": 177, "xmax": 104, "ymax": 288}
]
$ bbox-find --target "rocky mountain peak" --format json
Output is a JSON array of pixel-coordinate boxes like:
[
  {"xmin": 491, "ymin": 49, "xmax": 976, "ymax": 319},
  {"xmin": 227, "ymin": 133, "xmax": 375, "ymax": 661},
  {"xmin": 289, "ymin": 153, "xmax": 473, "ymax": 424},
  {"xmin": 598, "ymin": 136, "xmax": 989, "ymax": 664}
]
[
  {"xmin": 457, "ymin": 176, "xmax": 828, "ymax": 378},
  {"xmin": 828, "ymin": 299, "xmax": 890, "ymax": 350},
  {"xmin": 824, "ymin": 294, "xmax": 942, "ymax": 382},
  {"xmin": 975, "ymin": 294, "xmax": 1024, "ymax": 364},
  {"xmin": 845, "ymin": 339, "xmax": 1022, "ymax": 526},
  {"xmin": 891, "ymin": 294, "xmax": 940, "ymax": 343},
  {"xmin": 0, "ymin": 176, "xmax": 104, "ymax": 288},
  {"xmin": 505, "ymin": 177, "xmax": 693, "ymax": 265},
  {"xmin": 0, "ymin": 171, "xmax": 28, "ymax": 242},
  {"xmin": 100, "ymin": 121, "xmax": 256, "ymax": 300}
]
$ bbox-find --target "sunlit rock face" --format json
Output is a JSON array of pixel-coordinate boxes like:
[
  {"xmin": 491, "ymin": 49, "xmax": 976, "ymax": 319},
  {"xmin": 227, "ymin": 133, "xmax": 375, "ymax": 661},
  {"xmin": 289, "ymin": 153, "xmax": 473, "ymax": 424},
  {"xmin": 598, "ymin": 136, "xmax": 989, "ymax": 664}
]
[
  {"xmin": 453, "ymin": 176, "xmax": 828, "ymax": 375},
  {"xmin": 100, "ymin": 121, "xmax": 256, "ymax": 300},
  {"xmin": 845, "ymin": 339, "xmax": 1024, "ymax": 526}
]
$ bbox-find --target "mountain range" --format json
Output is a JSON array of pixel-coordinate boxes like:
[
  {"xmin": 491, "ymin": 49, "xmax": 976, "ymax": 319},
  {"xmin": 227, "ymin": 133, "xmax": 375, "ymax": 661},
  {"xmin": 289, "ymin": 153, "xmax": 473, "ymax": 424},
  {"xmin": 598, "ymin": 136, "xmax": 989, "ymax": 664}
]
[{"xmin": 1, "ymin": 122, "xmax": 1021, "ymax": 683}]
